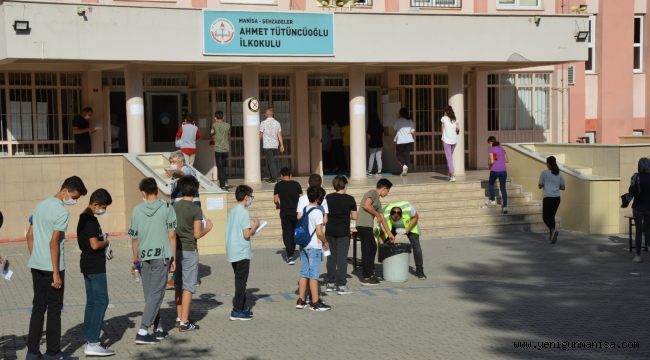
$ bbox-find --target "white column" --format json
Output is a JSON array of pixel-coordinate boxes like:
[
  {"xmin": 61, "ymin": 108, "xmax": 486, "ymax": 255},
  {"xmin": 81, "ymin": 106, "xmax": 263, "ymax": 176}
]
[
  {"xmin": 295, "ymin": 71, "xmax": 311, "ymax": 175},
  {"xmin": 449, "ymin": 65, "xmax": 465, "ymax": 176},
  {"xmin": 243, "ymin": 65, "xmax": 261, "ymax": 184},
  {"xmin": 124, "ymin": 64, "xmax": 145, "ymax": 154},
  {"xmin": 84, "ymin": 71, "xmax": 104, "ymax": 153},
  {"xmin": 349, "ymin": 66, "xmax": 366, "ymax": 180}
]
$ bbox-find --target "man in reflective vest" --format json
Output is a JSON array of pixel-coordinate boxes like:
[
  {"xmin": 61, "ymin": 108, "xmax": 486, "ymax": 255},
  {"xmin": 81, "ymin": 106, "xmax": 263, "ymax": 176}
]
[{"xmin": 378, "ymin": 201, "xmax": 426, "ymax": 280}]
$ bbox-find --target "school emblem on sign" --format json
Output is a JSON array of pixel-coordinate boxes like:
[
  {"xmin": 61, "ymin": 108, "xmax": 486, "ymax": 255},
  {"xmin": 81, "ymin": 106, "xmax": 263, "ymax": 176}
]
[
  {"xmin": 210, "ymin": 18, "xmax": 235, "ymax": 45},
  {"xmin": 248, "ymin": 97, "xmax": 259, "ymax": 112}
]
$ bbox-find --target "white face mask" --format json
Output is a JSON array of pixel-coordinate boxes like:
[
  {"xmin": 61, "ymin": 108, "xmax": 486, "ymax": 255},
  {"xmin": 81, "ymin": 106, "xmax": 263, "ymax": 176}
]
[
  {"xmin": 84, "ymin": 115, "xmax": 91, "ymax": 120},
  {"xmin": 63, "ymin": 197, "xmax": 77, "ymax": 206},
  {"xmin": 245, "ymin": 198, "xmax": 253, "ymax": 207},
  {"xmin": 95, "ymin": 208, "xmax": 106, "ymax": 216},
  {"xmin": 169, "ymin": 164, "xmax": 177, "ymax": 170}
]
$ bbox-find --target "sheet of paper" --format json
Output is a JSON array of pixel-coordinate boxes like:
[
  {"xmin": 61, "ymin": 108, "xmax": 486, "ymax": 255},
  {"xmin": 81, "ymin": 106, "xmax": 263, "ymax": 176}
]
[
  {"xmin": 247, "ymin": 114, "xmax": 260, "ymax": 126},
  {"xmin": 3, "ymin": 268, "xmax": 13, "ymax": 280},
  {"xmin": 255, "ymin": 220, "xmax": 268, "ymax": 235},
  {"xmin": 206, "ymin": 197, "xmax": 224, "ymax": 210},
  {"xmin": 129, "ymin": 103, "xmax": 144, "ymax": 115}
]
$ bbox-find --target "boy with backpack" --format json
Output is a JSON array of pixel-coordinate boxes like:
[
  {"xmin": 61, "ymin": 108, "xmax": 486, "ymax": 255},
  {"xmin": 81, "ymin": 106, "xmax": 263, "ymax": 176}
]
[
  {"xmin": 225, "ymin": 185, "xmax": 260, "ymax": 320},
  {"xmin": 295, "ymin": 186, "xmax": 331, "ymax": 311}
]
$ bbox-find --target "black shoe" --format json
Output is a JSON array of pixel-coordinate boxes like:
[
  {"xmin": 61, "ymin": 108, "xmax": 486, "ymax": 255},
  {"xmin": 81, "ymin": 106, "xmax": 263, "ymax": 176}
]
[
  {"xmin": 416, "ymin": 271, "xmax": 427, "ymax": 280},
  {"xmin": 360, "ymin": 276, "xmax": 380, "ymax": 286},
  {"xmin": 154, "ymin": 329, "xmax": 169, "ymax": 340},
  {"xmin": 309, "ymin": 300, "xmax": 332, "ymax": 311},
  {"xmin": 135, "ymin": 333, "xmax": 160, "ymax": 345},
  {"xmin": 551, "ymin": 230, "xmax": 559, "ymax": 244}
]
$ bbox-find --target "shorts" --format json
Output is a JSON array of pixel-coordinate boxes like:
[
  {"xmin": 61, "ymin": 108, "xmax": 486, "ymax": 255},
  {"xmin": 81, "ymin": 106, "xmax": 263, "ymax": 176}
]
[
  {"xmin": 174, "ymin": 249, "xmax": 199, "ymax": 294},
  {"xmin": 299, "ymin": 247, "xmax": 322, "ymax": 280}
]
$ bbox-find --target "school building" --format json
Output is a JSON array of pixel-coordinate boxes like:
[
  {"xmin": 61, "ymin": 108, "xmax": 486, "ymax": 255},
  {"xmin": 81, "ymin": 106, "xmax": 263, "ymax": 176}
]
[{"xmin": 0, "ymin": 0, "xmax": 620, "ymax": 182}]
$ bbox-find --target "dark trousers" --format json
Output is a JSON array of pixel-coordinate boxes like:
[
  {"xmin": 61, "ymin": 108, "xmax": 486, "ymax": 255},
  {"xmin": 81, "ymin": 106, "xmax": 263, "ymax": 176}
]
[
  {"xmin": 488, "ymin": 171, "xmax": 508, "ymax": 207},
  {"xmin": 542, "ymin": 197, "xmax": 561, "ymax": 232},
  {"xmin": 264, "ymin": 148, "xmax": 279, "ymax": 180},
  {"xmin": 326, "ymin": 235, "xmax": 350, "ymax": 286},
  {"xmin": 231, "ymin": 259, "xmax": 250, "ymax": 312},
  {"xmin": 633, "ymin": 209, "xmax": 650, "ymax": 255},
  {"xmin": 28, "ymin": 269, "xmax": 64, "ymax": 356},
  {"xmin": 396, "ymin": 143, "xmax": 412, "ymax": 168},
  {"xmin": 280, "ymin": 211, "xmax": 298, "ymax": 258},
  {"xmin": 75, "ymin": 143, "xmax": 91, "ymax": 154},
  {"xmin": 215, "ymin": 152, "xmax": 229, "ymax": 188},
  {"xmin": 83, "ymin": 273, "xmax": 109, "ymax": 343},
  {"xmin": 406, "ymin": 233, "xmax": 424, "ymax": 272},
  {"xmin": 357, "ymin": 226, "xmax": 377, "ymax": 278}
]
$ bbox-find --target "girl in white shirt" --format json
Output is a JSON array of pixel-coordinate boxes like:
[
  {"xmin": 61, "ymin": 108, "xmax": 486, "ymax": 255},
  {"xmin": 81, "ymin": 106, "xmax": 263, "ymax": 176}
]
[
  {"xmin": 440, "ymin": 106, "xmax": 459, "ymax": 182},
  {"xmin": 393, "ymin": 107, "xmax": 415, "ymax": 176}
]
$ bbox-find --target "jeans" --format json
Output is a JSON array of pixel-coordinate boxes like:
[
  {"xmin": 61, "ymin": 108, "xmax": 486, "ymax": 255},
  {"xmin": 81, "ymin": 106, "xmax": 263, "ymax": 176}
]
[
  {"xmin": 28, "ymin": 269, "xmax": 64, "ymax": 356},
  {"xmin": 368, "ymin": 147, "xmax": 383, "ymax": 173},
  {"xmin": 443, "ymin": 142, "xmax": 456, "ymax": 175},
  {"xmin": 214, "ymin": 152, "xmax": 229, "ymax": 188},
  {"xmin": 633, "ymin": 209, "xmax": 650, "ymax": 255},
  {"xmin": 396, "ymin": 143, "xmax": 412, "ymax": 168},
  {"xmin": 231, "ymin": 259, "xmax": 250, "ymax": 312},
  {"xmin": 405, "ymin": 233, "xmax": 424, "ymax": 272},
  {"xmin": 280, "ymin": 211, "xmax": 298, "ymax": 258},
  {"xmin": 488, "ymin": 171, "xmax": 508, "ymax": 207},
  {"xmin": 326, "ymin": 235, "xmax": 350, "ymax": 286},
  {"xmin": 140, "ymin": 259, "xmax": 168, "ymax": 330},
  {"xmin": 357, "ymin": 226, "xmax": 377, "ymax": 278},
  {"xmin": 542, "ymin": 197, "xmax": 561, "ymax": 232},
  {"xmin": 83, "ymin": 273, "xmax": 109, "ymax": 343},
  {"xmin": 264, "ymin": 148, "xmax": 279, "ymax": 180}
]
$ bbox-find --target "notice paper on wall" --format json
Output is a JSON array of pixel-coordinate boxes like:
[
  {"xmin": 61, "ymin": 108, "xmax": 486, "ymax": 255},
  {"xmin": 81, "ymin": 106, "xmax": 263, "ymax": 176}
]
[
  {"xmin": 247, "ymin": 114, "xmax": 260, "ymax": 126},
  {"xmin": 206, "ymin": 197, "xmax": 224, "ymax": 210},
  {"xmin": 353, "ymin": 103, "xmax": 365, "ymax": 115},
  {"xmin": 130, "ymin": 103, "xmax": 144, "ymax": 115}
]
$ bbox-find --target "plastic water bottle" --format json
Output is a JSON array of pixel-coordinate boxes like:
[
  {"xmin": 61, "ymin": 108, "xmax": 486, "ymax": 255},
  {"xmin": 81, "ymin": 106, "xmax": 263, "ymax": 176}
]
[{"xmin": 132, "ymin": 262, "xmax": 142, "ymax": 283}]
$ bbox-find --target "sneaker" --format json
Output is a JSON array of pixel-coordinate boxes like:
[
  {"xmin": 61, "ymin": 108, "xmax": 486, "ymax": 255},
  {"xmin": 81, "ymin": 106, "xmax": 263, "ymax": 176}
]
[
  {"xmin": 265, "ymin": 178, "xmax": 277, "ymax": 183},
  {"xmin": 179, "ymin": 322, "xmax": 199, "ymax": 332},
  {"xmin": 502, "ymin": 207, "xmax": 508, "ymax": 214},
  {"xmin": 551, "ymin": 230, "xmax": 559, "ymax": 244},
  {"xmin": 84, "ymin": 342, "xmax": 115, "ymax": 357},
  {"xmin": 242, "ymin": 308, "xmax": 254, "ymax": 317},
  {"xmin": 485, "ymin": 199, "xmax": 497, "ymax": 206},
  {"xmin": 416, "ymin": 271, "xmax": 427, "ymax": 280},
  {"xmin": 325, "ymin": 283, "xmax": 336, "ymax": 292},
  {"xmin": 286, "ymin": 256, "xmax": 296, "ymax": 265},
  {"xmin": 309, "ymin": 300, "xmax": 332, "ymax": 311},
  {"xmin": 295, "ymin": 298, "xmax": 308, "ymax": 309},
  {"xmin": 25, "ymin": 352, "xmax": 43, "ymax": 360},
  {"xmin": 367, "ymin": 170, "xmax": 372, "ymax": 176},
  {"xmin": 175, "ymin": 317, "xmax": 181, "ymax": 329},
  {"xmin": 634, "ymin": 255, "xmax": 642, "ymax": 263},
  {"xmin": 337, "ymin": 285, "xmax": 353, "ymax": 295},
  {"xmin": 377, "ymin": 169, "xmax": 382, "ymax": 175},
  {"xmin": 401, "ymin": 165, "xmax": 408, "ymax": 176},
  {"xmin": 135, "ymin": 333, "xmax": 160, "ymax": 345},
  {"xmin": 449, "ymin": 176, "xmax": 456, "ymax": 182},
  {"xmin": 154, "ymin": 329, "xmax": 169, "ymax": 340},
  {"xmin": 360, "ymin": 276, "xmax": 380, "ymax": 286},
  {"xmin": 229, "ymin": 310, "xmax": 254, "ymax": 321}
]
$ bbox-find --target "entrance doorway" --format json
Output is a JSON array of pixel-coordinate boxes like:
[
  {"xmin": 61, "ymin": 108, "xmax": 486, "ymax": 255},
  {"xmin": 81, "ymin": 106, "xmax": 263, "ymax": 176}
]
[
  {"xmin": 321, "ymin": 91, "xmax": 349, "ymax": 174},
  {"xmin": 108, "ymin": 91, "xmax": 127, "ymax": 153},
  {"xmin": 145, "ymin": 92, "xmax": 184, "ymax": 152}
]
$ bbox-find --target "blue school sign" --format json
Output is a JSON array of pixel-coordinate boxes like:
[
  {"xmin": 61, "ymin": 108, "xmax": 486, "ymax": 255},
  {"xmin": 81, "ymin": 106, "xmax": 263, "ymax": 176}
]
[{"xmin": 203, "ymin": 10, "xmax": 334, "ymax": 56}]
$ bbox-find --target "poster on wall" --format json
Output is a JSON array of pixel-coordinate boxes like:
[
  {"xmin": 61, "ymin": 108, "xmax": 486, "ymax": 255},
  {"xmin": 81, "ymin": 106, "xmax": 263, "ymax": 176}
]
[{"xmin": 203, "ymin": 10, "xmax": 334, "ymax": 56}]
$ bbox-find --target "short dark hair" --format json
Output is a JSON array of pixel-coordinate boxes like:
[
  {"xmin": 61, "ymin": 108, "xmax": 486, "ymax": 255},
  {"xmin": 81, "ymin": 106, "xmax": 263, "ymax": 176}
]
[
  {"xmin": 376, "ymin": 178, "xmax": 393, "ymax": 190},
  {"xmin": 89, "ymin": 188, "xmax": 113, "ymax": 206},
  {"xmin": 235, "ymin": 185, "xmax": 253, "ymax": 202},
  {"xmin": 332, "ymin": 175, "xmax": 348, "ymax": 191},
  {"xmin": 214, "ymin": 110, "xmax": 224, "ymax": 119},
  {"xmin": 61, "ymin": 176, "xmax": 88, "ymax": 196},
  {"xmin": 280, "ymin": 167, "xmax": 292, "ymax": 177},
  {"xmin": 177, "ymin": 175, "xmax": 199, "ymax": 197},
  {"xmin": 82, "ymin": 107, "xmax": 93, "ymax": 114},
  {"xmin": 307, "ymin": 186, "xmax": 323, "ymax": 203},
  {"xmin": 308, "ymin": 173, "xmax": 322, "ymax": 188},
  {"xmin": 139, "ymin": 177, "xmax": 159, "ymax": 195}
]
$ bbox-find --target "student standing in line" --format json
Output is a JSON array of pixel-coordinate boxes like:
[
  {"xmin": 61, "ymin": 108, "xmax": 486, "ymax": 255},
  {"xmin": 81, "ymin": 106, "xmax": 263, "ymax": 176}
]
[
  {"xmin": 630, "ymin": 157, "xmax": 650, "ymax": 262},
  {"xmin": 129, "ymin": 177, "xmax": 177, "ymax": 345},
  {"xmin": 175, "ymin": 114, "xmax": 201, "ymax": 167},
  {"xmin": 225, "ymin": 185, "xmax": 260, "ymax": 320},
  {"xmin": 296, "ymin": 174, "xmax": 329, "ymax": 224},
  {"xmin": 356, "ymin": 178, "xmax": 394, "ymax": 285},
  {"xmin": 538, "ymin": 156, "xmax": 565, "ymax": 244},
  {"xmin": 77, "ymin": 188, "xmax": 115, "ymax": 357},
  {"xmin": 324, "ymin": 175, "xmax": 357, "ymax": 295},
  {"xmin": 26, "ymin": 176, "xmax": 87, "ymax": 360},
  {"xmin": 393, "ymin": 108, "xmax": 415, "ymax": 176},
  {"xmin": 174, "ymin": 175, "xmax": 213, "ymax": 332},
  {"xmin": 441, "ymin": 105, "xmax": 459, "ymax": 182},
  {"xmin": 486, "ymin": 136, "xmax": 509, "ymax": 214},
  {"xmin": 73, "ymin": 107, "xmax": 97, "ymax": 154},
  {"xmin": 295, "ymin": 186, "xmax": 331, "ymax": 311},
  {"xmin": 274, "ymin": 167, "xmax": 303, "ymax": 265},
  {"xmin": 367, "ymin": 113, "xmax": 384, "ymax": 176}
]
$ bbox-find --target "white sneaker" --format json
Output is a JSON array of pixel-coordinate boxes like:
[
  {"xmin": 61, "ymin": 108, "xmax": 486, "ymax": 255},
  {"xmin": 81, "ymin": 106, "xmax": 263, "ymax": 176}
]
[
  {"xmin": 502, "ymin": 207, "xmax": 508, "ymax": 214},
  {"xmin": 485, "ymin": 199, "xmax": 497, "ymax": 206},
  {"xmin": 449, "ymin": 176, "xmax": 456, "ymax": 182},
  {"xmin": 84, "ymin": 342, "xmax": 115, "ymax": 356},
  {"xmin": 401, "ymin": 165, "xmax": 408, "ymax": 176},
  {"xmin": 634, "ymin": 255, "xmax": 642, "ymax": 263}
]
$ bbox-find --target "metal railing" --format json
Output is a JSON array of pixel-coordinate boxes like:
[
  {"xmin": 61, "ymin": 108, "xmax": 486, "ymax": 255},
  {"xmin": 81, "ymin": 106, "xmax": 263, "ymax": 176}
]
[
  {"xmin": 411, "ymin": 0, "xmax": 461, "ymax": 8},
  {"xmin": 318, "ymin": 0, "xmax": 373, "ymax": 6}
]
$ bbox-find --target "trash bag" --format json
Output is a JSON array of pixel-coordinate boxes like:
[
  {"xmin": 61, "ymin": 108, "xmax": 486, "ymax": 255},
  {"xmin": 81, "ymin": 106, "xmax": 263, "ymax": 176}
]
[
  {"xmin": 378, "ymin": 242, "xmax": 412, "ymax": 263},
  {"xmin": 0, "ymin": 210, "xmax": 3, "ymax": 229}
]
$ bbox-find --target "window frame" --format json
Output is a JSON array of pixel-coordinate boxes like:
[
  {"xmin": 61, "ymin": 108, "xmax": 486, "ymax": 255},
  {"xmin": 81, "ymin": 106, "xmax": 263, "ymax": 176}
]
[
  {"xmin": 634, "ymin": 15, "xmax": 643, "ymax": 73},
  {"xmin": 496, "ymin": 0, "xmax": 541, "ymax": 10},
  {"xmin": 586, "ymin": 15, "xmax": 596, "ymax": 74},
  {"xmin": 410, "ymin": 0, "xmax": 461, "ymax": 7}
]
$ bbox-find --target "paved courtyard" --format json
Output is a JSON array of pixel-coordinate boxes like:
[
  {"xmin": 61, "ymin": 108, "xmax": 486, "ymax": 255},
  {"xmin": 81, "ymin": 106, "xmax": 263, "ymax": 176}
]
[{"xmin": 1, "ymin": 231, "xmax": 649, "ymax": 360}]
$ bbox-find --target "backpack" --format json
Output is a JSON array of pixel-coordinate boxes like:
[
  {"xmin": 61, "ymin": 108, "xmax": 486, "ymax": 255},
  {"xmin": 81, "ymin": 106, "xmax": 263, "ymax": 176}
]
[{"xmin": 294, "ymin": 206, "xmax": 322, "ymax": 247}]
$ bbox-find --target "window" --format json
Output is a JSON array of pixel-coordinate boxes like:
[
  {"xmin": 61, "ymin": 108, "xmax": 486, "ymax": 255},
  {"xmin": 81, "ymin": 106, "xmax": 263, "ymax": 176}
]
[
  {"xmin": 411, "ymin": 0, "xmax": 460, "ymax": 7},
  {"xmin": 635, "ymin": 15, "xmax": 643, "ymax": 72},
  {"xmin": 487, "ymin": 73, "xmax": 550, "ymax": 131},
  {"xmin": 586, "ymin": 15, "xmax": 596, "ymax": 73},
  {"xmin": 497, "ymin": 0, "xmax": 540, "ymax": 8}
]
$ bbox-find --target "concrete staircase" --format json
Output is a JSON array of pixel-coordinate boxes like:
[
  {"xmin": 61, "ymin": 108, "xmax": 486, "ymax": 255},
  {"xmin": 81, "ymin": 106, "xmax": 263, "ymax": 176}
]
[{"xmin": 228, "ymin": 179, "xmax": 548, "ymax": 248}]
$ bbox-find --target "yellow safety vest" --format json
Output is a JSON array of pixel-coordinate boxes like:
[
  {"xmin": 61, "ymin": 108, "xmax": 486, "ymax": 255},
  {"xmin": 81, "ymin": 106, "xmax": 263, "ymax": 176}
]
[{"xmin": 380, "ymin": 201, "xmax": 419, "ymax": 235}]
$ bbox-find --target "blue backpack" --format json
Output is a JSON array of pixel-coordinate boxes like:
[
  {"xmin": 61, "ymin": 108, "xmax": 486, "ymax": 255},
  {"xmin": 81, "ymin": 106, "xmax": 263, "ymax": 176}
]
[{"xmin": 294, "ymin": 206, "xmax": 322, "ymax": 247}]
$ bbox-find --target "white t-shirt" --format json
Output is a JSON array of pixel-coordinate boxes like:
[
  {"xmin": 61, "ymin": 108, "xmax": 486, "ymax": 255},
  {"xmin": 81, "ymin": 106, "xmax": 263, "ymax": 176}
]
[
  {"xmin": 440, "ymin": 116, "xmax": 458, "ymax": 145},
  {"xmin": 178, "ymin": 124, "xmax": 199, "ymax": 149},
  {"xmin": 393, "ymin": 118, "xmax": 415, "ymax": 144},
  {"xmin": 304, "ymin": 204, "xmax": 324, "ymax": 249},
  {"xmin": 297, "ymin": 194, "xmax": 329, "ymax": 215},
  {"xmin": 259, "ymin": 117, "xmax": 282, "ymax": 149}
]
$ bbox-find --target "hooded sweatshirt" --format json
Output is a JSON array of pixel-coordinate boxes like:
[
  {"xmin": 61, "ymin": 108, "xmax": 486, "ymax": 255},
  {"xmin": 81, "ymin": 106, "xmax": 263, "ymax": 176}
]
[{"xmin": 128, "ymin": 199, "xmax": 177, "ymax": 261}]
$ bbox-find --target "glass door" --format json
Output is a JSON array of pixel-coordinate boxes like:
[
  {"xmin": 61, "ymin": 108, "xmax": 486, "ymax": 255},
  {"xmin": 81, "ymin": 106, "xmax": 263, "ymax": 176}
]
[{"xmin": 145, "ymin": 92, "xmax": 182, "ymax": 152}]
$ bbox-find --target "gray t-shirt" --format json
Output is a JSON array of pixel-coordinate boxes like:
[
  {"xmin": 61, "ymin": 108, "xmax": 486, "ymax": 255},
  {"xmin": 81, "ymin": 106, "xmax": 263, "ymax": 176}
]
[
  {"xmin": 259, "ymin": 117, "xmax": 281, "ymax": 149},
  {"xmin": 538, "ymin": 169, "xmax": 565, "ymax": 198},
  {"xmin": 356, "ymin": 189, "xmax": 380, "ymax": 228}
]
